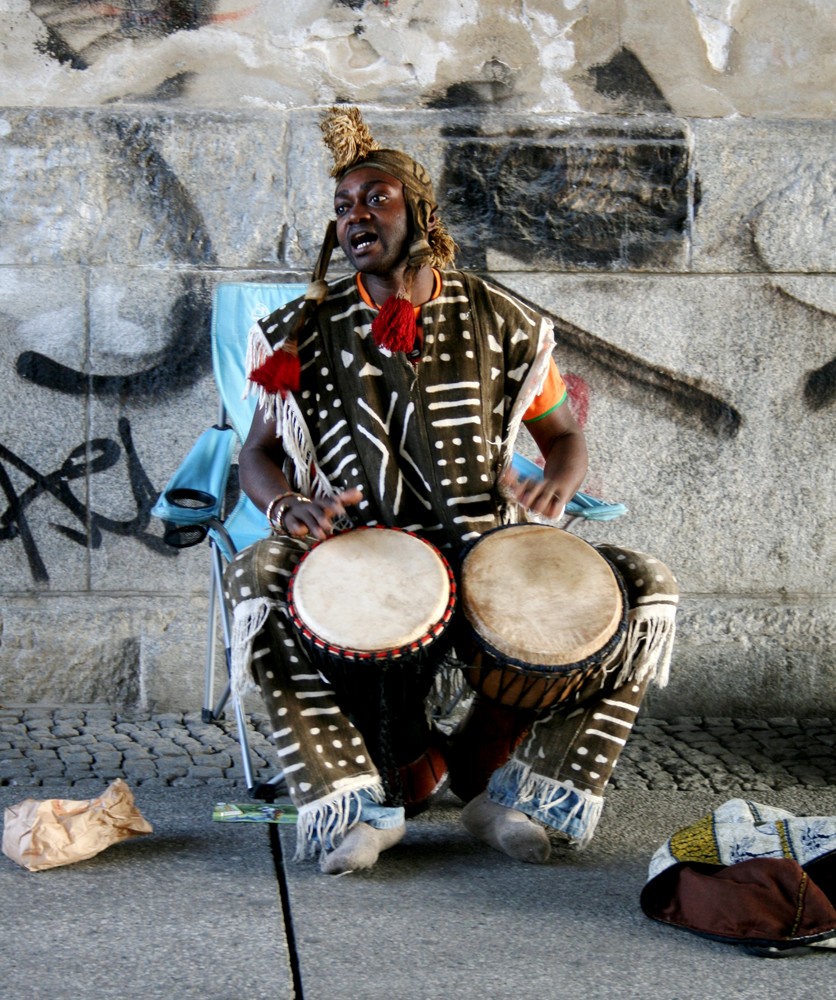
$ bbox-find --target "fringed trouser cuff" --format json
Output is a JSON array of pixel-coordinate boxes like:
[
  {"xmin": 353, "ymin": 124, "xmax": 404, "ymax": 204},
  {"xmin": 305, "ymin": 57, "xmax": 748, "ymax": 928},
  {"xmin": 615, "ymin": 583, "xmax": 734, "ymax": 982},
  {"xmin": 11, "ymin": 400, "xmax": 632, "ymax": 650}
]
[
  {"xmin": 488, "ymin": 760, "xmax": 604, "ymax": 847},
  {"xmin": 295, "ymin": 778, "xmax": 401, "ymax": 861}
]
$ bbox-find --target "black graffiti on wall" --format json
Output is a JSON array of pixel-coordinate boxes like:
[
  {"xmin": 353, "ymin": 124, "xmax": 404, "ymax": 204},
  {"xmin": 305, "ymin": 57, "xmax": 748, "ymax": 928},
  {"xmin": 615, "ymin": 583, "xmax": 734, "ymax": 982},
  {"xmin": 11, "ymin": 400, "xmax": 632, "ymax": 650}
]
[
  {"xmin": 33, "ymin": 0, "xmax": 219, "ymax": 74},
  {"xmin": 440, "ymin": 123, "xmax": 692, "ymax": 272},
  {"xmin": 805, "ymin": 358, "xmax": 836, "ymax": 411},
  {"xmin": 8, "ymin": 13, "xmax": 829, "ymax": 592},
  {"xmin": 488, "ymin": 279, "xmax": 742, "ymax": 439},
  {"xmin": 0, "ymin": 418, "xmax": 174, "ymax": 584},
  {"xmin": 3, "ymin": 13, "xmax": 218, "ymax": 582},
  {"xmin": 7, "ymin": 278, "xmax": 211, "ymax": 584},
  {"xmin": 16, "ymin": 286, "xmax": 212, "ymax": 402}
]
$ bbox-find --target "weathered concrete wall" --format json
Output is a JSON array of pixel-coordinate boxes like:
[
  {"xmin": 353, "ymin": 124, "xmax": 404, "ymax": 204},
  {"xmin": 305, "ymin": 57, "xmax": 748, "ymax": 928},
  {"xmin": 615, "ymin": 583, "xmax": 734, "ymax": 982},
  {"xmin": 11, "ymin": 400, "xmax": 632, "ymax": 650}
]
[{"xmin": 0, "ymin": 1, "xmax": 833, "ymax": 716}]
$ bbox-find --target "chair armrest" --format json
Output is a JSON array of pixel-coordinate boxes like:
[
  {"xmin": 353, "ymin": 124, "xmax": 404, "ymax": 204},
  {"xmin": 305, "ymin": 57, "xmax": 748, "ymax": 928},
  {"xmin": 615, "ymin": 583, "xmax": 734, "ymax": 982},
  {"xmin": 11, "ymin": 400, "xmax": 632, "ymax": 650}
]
[{"xmin": 151, "ymin": 425, "xmax": 238, "ymax": 528}]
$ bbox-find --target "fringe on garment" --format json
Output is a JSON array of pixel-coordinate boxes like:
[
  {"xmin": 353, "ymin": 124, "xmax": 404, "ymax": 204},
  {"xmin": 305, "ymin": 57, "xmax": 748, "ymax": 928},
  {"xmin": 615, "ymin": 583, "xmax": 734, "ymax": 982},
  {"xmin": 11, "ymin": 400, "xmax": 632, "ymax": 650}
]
[
  {"xmin": 494, "ymin": 758, "xmax": 604, "ymax": 849},
  {"xmin": 243, "ymin": 322, "xmax": 276, "ymax": 412},
  {"xmin": 427, "ymin": 659, "xmax": 472, "ymax": 729},
  {"xmin": 229, "ymin": 597, "xmax": 280, "ymax": 700},
  {"xmin": 500, "ymin": 316, "xmax": 555, "ymax": 485},
  {"xmin": 244, "ymin": 321, "xmax": 341, "ymax": 503},
  {"xmin": 277, "ymin": 393, "xmax": 336, "ymax": 500},
  {"xmin": 611, "ymin": 603, "xmax": 678, "ymax": 691},
  {"xmin": 295, "ymin": 776, "xmax": 386, "ymax": 861}
]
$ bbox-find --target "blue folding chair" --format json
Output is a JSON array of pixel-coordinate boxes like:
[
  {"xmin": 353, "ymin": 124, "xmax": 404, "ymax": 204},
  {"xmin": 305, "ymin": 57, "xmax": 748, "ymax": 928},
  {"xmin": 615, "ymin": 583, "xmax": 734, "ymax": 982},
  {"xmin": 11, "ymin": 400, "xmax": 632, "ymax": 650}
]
[
  {"xmin": 152, "ymin": 282, "xmax": 306, "ymax": 798},
  {"xmin": 152, "ymin": 281, "xmax": 628, "ymax": 797}
]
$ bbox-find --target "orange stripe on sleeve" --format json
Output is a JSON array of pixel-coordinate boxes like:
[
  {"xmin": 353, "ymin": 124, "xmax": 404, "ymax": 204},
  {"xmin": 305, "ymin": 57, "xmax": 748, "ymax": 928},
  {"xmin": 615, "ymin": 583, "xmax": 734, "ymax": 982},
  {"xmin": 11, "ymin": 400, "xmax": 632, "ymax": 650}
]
[{"xmin": 523, "ymin": 356, "xmax": 568, "ymax": 422}]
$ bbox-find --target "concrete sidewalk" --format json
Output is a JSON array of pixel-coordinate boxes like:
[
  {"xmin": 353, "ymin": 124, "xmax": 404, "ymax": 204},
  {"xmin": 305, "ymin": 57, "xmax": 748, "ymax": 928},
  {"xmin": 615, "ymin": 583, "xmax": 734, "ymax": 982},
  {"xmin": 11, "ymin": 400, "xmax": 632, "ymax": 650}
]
[
  {"xmin": 1, "ymin": 708, "xmax": 835, "ymax": 1000},
  {"xmin": 0, "ymin": 784, "xmax": 292, "ymax": 1000}
]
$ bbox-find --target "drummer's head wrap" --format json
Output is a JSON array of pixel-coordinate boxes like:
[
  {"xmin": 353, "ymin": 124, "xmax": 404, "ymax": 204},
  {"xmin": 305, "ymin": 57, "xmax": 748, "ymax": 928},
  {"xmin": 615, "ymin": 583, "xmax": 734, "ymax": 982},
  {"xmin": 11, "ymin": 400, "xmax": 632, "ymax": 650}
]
[{"xmin": 249, "ymin": 107, "xmax": 457, "ymax": 396}]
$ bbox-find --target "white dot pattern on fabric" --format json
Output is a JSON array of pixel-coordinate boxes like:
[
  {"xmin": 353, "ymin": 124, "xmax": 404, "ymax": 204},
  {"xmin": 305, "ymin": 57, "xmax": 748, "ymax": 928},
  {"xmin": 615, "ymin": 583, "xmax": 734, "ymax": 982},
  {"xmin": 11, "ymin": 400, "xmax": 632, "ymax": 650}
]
[{"xmin": 221, "ymin": 277, "xmax": 620, "ymax": 819}]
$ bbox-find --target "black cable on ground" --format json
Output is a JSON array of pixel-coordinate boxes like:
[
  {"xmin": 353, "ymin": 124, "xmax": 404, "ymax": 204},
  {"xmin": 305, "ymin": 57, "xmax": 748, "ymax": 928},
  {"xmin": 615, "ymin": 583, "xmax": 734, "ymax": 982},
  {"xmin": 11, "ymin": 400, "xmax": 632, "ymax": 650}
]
[{"xmin": 268, "ymin": 823, "xmax": 306, "ymax": 1000}]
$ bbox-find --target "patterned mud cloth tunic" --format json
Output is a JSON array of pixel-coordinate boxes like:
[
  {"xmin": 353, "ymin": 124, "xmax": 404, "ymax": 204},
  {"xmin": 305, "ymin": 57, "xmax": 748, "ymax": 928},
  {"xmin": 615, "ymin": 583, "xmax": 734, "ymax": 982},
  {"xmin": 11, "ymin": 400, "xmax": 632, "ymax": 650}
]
[
  {"xmin": 246, "ymin": 270, "xmax": 555, "ymax": 551},
  {"xmin": 226, "ymin": 270, "xmax": 679, "ymax": 857}
]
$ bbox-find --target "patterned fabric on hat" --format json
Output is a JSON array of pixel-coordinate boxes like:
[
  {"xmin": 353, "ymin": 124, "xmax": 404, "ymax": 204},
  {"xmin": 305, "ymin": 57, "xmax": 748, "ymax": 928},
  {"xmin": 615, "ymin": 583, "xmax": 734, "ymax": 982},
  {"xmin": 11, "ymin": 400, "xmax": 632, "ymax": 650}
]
[{"xmin": 641, "ymin": 799, "xmax": 836, "ymax": 951}]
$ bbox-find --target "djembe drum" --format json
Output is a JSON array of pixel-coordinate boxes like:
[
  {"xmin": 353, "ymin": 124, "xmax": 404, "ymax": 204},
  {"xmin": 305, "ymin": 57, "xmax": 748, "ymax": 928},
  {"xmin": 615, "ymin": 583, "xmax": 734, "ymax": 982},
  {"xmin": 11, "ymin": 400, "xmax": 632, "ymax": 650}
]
[
  {"xmin": 287, "ymin": 525, "xmax": 457, "ymax": 810},
  {"xmin": 458, "ymin": 523, "xmax": 628, "ymax": 712}
]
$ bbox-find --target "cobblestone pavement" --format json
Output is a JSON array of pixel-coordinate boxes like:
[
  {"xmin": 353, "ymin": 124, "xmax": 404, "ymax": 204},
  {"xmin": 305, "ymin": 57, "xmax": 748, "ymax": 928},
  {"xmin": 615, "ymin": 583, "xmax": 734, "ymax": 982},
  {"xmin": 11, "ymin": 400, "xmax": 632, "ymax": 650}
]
[{"xmin": 1, "ymin": 705, "xmax": 834, "ymax": 795}]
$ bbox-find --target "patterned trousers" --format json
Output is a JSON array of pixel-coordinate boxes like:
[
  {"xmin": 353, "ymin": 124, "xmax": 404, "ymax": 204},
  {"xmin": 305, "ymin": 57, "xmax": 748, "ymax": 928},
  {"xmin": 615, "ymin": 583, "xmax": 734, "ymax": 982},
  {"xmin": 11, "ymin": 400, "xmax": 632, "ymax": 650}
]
[{"xmin": 223, "ymin": 534, "xmax": 678, "ymax": 853}]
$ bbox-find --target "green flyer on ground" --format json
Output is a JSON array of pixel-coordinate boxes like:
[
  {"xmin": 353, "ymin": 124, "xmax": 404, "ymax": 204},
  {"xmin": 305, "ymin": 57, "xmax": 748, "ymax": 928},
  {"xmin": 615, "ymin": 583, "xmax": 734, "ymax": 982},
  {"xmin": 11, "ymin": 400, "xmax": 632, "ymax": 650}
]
[{"xmin": 213, "ymin": 802, "xmax": 298, "ymax": 824}]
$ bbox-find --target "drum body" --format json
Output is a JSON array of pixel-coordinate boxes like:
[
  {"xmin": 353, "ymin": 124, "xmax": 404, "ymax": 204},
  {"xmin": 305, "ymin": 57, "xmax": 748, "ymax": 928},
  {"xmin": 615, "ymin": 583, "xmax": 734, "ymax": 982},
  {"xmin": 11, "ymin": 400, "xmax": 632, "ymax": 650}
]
[
  {"xmin": 459, "ymin": 523, "xmax": 627, "ymax": 711},
  {"xmin": 287, "ymin": 526, "xmax": 457, "ymax": 801}
]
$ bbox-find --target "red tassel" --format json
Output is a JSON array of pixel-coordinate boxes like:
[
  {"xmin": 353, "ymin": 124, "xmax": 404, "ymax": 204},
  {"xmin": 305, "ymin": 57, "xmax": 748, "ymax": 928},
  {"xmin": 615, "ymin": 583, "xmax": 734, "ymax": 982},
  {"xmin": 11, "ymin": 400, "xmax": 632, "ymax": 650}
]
[
  {"xmin": 249, "ymin": 347, "xmax": 300, "ymax": 396},
  {"xmin": 371, "ymin": 296, "xmax": 417, "ymax": 353}
]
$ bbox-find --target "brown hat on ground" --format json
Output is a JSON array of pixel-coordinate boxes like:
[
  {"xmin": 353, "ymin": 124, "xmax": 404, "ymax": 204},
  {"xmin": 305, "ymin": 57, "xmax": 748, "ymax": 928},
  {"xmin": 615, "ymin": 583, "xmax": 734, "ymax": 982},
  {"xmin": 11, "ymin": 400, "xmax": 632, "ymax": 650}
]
[{"xmin": 640, "ymin": 798, "xmax": 836, "ymax": 955}]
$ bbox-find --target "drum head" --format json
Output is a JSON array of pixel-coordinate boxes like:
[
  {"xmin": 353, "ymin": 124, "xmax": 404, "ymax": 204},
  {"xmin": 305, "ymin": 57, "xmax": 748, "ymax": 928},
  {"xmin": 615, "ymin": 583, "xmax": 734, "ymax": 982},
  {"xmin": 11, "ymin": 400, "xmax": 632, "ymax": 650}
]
[
  {"xmin": 290, "ymin": 527, "xmax": 453, "ymax": 654},
  {"xmin": 460, "ymin": 524, "xmax": 623, "ymax": 668}
]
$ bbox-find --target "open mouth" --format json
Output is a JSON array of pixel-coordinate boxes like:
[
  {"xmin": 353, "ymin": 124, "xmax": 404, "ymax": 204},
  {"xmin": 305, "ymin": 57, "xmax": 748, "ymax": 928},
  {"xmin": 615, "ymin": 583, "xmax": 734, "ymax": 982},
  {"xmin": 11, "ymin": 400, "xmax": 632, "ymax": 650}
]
[{"xmin": 350, "ymin": 231, "xmax": 378, "ymax": 252}]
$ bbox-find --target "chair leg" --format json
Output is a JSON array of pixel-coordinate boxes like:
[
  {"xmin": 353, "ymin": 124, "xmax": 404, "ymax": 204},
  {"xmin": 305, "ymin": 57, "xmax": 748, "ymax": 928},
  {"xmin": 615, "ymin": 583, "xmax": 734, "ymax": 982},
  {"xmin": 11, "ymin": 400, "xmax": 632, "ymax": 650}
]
[
  {"xmin": 211, "ymin": 541, "xmax": 287, "ymax": 800},
  {"xmin": 202, "ymin": 555, "xmax": 221, "ymax": 722}
]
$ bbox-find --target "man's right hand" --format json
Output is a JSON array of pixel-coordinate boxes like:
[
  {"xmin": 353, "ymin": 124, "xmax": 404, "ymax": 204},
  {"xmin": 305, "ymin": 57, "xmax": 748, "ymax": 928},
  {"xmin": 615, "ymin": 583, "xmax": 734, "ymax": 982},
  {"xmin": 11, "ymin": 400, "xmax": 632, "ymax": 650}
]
[{"xmin": 281, "ymin": 487, "xmax": 363, "ymax": 540}]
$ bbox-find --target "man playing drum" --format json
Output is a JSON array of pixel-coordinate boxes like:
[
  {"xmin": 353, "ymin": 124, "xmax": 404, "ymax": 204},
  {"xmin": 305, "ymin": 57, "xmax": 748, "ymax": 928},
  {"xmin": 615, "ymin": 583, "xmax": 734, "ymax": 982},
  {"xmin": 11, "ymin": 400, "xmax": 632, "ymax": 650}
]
[{"xmin": 223, "ymin": 107, "xmax": 679, "ymax": 874}]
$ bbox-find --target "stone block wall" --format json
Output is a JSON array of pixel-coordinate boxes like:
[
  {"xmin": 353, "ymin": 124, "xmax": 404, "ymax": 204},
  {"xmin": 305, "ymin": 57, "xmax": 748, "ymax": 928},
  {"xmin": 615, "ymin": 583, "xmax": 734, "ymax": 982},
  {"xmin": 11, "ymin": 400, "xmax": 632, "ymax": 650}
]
[{"xmin": 0, "ymin": 1, "xmax": 833, "ymax": 716}]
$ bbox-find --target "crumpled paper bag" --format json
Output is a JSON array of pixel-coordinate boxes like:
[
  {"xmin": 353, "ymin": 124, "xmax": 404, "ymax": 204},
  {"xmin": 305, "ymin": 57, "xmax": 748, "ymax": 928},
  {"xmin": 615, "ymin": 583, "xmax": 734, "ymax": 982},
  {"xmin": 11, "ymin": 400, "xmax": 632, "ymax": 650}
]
[{"xmin": 2, "ymin": 778, "xmax": 153, "ymax": 871}]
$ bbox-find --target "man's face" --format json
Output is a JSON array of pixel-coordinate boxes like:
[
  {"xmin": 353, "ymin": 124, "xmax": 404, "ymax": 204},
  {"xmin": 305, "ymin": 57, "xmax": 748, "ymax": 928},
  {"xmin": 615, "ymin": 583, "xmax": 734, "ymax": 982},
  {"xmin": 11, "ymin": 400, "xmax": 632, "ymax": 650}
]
[{"xmin": 334, "ymin": 166, "xmax": 411, "ymax": 277}]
